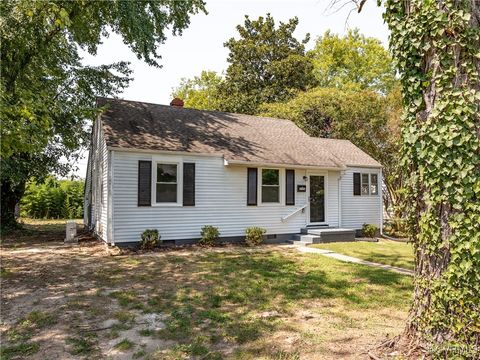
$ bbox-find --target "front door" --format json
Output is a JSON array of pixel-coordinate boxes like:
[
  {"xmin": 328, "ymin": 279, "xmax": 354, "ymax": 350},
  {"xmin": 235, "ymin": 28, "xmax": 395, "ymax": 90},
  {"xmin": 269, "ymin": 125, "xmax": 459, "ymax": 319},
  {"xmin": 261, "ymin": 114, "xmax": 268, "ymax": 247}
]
[{"xmin": 309, "ymin": 175, "xmax": 325, "ymax": 223}]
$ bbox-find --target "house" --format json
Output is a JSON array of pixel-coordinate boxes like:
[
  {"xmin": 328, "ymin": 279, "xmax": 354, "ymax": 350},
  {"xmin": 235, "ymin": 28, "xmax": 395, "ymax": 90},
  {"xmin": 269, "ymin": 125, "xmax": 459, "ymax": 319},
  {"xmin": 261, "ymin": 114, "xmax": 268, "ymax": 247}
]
[{"xmin": 84, "ymin": 97, "xmax": 383, "ymax": 246}]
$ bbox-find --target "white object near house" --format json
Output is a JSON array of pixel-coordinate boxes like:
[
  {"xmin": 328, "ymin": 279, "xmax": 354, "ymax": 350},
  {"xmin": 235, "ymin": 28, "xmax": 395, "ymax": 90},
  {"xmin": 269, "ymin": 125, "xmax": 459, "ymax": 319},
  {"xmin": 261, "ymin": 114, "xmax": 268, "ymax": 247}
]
[
  {"xmin": 65, "ymin": 220, "xmax": 77, "ymax": 243},
  {"xmin": 84, "ymin": 97, "xmax": 383, "ymax": 246}
]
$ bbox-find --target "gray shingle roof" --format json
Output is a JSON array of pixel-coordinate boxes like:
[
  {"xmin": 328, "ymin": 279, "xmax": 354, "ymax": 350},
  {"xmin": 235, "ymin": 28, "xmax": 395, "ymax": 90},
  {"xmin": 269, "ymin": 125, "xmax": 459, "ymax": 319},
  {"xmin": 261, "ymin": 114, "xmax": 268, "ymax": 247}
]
[{"xmin": 97, "ymin": 97, "xmax": 381, "ymax": 169}]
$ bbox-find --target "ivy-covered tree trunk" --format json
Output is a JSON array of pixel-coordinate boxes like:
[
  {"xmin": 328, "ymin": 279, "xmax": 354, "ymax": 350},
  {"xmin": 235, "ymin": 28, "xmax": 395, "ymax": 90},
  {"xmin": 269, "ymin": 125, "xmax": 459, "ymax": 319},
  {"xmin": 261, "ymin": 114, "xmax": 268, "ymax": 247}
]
[{"xmin": 382, "ymin": 0, "xmax": 480, "ymax": 355}]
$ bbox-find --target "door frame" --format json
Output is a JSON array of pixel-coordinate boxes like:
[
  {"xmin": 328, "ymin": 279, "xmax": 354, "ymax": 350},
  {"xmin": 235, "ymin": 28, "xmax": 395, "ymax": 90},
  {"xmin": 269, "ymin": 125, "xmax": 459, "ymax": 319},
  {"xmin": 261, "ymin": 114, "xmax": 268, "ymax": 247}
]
[{"xmin": 307, "ymin": 171, "xmax": 328, "ymax": 225}]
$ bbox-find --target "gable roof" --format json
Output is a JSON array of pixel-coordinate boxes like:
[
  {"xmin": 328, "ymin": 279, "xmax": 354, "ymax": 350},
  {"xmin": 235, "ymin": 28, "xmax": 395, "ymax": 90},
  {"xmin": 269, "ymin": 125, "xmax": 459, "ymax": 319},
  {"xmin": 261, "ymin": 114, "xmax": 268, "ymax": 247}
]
[{"xmin": 97, "ymin": 97, "xmax": 381, "ymax": 169}]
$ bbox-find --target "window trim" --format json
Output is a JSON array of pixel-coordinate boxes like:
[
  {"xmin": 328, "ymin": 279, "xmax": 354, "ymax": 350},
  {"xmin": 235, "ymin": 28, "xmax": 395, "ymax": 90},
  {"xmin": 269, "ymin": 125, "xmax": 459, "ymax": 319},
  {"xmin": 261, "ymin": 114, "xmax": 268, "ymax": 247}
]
[
  {"xmin": 152, "ymin": 160, "xmax": 183, "ymax": 206},
  {"xmin": 258, "ymin": 167, "xmax": 284, "ymax": 206}
]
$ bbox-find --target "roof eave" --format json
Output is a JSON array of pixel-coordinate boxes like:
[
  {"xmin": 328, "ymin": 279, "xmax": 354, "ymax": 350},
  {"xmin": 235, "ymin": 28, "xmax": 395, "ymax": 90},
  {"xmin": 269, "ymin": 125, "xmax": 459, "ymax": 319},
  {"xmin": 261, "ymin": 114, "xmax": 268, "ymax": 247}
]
[{"xmin": 224, "ymin": 159, "xmax": 346, "ymax": 171}]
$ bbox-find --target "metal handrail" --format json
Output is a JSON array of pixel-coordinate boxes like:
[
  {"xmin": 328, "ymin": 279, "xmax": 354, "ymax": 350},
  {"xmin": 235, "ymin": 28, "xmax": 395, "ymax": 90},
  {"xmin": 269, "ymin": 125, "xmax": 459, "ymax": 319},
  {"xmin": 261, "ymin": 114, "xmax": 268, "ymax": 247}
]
[{"xmin": 281, "ymin": 204, "xmax": 307, "ymax": 222}]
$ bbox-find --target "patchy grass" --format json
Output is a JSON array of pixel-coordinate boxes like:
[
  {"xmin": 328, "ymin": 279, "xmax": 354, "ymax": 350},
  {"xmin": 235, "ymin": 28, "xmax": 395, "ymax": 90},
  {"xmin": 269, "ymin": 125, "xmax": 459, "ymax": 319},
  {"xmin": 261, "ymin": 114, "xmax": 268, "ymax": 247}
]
[
  {"xmin": 18, "ymin": 217, "xmax": 83, "ymax": 232},
  {"xmin": 66, "ymin": 333, "xmax": 98, "ymax": 355},
  {"xmin": 114, "ymin": 338, "xmax": 135, "ymax": 351},
  {"xmin": 0, "ymin": 342, "xmax": 40, "ymax": 359},
  {"xmin": 1, "ymin": 219, "xmax": 413, "ymax": 359},
  {"xmin": 311, "ymin": 240, "xmax": 414, "ymax": 270}
]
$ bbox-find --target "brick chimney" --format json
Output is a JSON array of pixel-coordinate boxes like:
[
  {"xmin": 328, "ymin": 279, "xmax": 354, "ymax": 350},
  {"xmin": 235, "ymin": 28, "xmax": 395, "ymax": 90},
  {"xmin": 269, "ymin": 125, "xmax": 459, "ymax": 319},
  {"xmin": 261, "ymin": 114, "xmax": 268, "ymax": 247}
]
[{"xmin": 170, "ymin": 97, "xmax": 184, "ymax": 107}]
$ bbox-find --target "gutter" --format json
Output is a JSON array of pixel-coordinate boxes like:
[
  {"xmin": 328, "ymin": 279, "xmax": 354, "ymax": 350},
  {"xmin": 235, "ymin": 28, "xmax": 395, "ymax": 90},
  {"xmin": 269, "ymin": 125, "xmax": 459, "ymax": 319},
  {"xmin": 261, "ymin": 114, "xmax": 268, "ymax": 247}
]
[{"xmin": 224, "ymin": 159, "xmax": 346, "ymax": 171}]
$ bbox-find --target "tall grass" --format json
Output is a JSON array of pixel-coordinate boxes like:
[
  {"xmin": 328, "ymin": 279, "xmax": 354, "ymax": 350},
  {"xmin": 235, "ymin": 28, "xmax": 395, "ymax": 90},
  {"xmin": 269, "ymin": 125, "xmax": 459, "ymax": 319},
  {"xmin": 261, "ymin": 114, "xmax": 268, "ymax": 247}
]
[{"xmin": 21, "ymin": 177, "xmax": 84, "ymax": 219}]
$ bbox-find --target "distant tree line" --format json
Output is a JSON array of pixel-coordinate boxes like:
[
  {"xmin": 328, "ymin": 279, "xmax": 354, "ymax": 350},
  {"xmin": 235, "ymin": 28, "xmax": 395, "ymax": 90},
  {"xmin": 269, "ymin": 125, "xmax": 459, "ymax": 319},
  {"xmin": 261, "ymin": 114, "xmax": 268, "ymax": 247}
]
[
  {"xmin": 21, "ymin": 177, "xmax": 84, "ymax": 219},
  {"xmin": 172, "ymin": 15, "xmax": 403, "ymax": 217}
]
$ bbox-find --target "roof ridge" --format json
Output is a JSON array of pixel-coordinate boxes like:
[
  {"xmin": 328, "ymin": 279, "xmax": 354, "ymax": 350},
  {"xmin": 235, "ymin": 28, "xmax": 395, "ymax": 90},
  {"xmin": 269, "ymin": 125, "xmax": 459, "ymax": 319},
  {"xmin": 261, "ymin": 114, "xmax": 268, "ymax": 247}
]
[{"xmin": 97, "ymin": 96, "xmax": 295, "ymax": 124}]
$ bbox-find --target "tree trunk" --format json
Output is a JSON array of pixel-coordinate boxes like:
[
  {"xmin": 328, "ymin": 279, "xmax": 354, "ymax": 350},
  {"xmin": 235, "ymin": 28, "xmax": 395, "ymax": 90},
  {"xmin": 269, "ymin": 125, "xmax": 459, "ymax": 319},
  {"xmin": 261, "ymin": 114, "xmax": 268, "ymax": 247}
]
[
  {"xmin": 381, "ymin": 0, "xmax": 480, "ymax": 354},
  {"xmin": 1, "ymin": 178, "xmax": 25, "ymax": 230}
]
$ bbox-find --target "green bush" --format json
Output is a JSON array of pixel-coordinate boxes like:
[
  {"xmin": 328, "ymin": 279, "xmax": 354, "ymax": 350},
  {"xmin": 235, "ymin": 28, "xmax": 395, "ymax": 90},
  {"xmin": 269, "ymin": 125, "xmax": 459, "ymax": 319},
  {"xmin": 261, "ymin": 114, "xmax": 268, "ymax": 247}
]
[
  {"xmin": 199, "ymin": 225, "xmax": 220, "ymax": 246},
  {"xmin": 140, "ymin": 229, "xmax": 160, "ymax": 250},
  {"xmin": 362, "ymin": 223, "xmax": 378, "ymax": 238},
  {"xmin": 245, "ymin": 226, "xmax": 266, "ymax": 246},
  {"xmin": 21, "ymin": 177, "xmax": 84, "ymax": 219}
]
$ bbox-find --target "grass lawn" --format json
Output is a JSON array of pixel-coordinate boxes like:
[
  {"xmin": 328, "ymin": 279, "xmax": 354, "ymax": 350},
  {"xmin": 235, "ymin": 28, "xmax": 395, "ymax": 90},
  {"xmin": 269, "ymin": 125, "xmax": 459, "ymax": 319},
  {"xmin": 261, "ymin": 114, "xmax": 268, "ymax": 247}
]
[
  {"xmin": 311, "ymin": 240, "xmax": 414, "ymax": 270},
  {"xmin": 1, "ymin": 219, "xmax": 413, "ymax": 359}
]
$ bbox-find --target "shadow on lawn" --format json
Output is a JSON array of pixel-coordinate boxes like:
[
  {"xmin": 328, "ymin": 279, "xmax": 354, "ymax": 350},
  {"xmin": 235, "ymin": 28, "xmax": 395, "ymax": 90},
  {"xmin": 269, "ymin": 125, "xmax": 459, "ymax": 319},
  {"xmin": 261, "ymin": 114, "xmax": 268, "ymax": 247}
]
[
  {"xmin": 1, "ymin": 239, "xmax": 412, "ymax": 359},
  {"xmin": 360, "ymin": 252, "xmax": 414, "ymax": 270}
]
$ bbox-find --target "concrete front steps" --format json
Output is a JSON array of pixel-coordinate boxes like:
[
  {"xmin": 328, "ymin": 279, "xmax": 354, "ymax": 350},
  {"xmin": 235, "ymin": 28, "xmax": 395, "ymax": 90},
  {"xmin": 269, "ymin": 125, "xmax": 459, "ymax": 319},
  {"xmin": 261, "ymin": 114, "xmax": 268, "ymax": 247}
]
[{"xmin": 290, "ymin": 226, "xmax": 356, "ymax": 245}]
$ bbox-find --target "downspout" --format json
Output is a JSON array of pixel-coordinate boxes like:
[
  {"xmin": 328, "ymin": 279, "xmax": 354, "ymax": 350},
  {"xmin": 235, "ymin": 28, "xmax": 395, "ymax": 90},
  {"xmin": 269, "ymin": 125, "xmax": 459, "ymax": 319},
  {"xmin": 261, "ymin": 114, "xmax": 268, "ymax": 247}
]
[
  {"xmin": 379, "ymin": 168, "xmax": 385, "ymax": 237},
  {"xmin": 107, "ymin": 149, "xmax": 114, "ymax": 246},
  {"xmin": 338, "ymin": 171, "xmax": 345, "ymax": 228}
]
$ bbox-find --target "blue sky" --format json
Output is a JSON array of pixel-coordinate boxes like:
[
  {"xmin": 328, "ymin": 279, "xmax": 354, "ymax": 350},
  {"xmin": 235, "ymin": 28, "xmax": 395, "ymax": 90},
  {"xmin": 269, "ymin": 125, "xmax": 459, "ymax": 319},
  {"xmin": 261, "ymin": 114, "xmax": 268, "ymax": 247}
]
[{"xmin": 74, "ymin": 0, "xmax": 389, "ymax": 178}]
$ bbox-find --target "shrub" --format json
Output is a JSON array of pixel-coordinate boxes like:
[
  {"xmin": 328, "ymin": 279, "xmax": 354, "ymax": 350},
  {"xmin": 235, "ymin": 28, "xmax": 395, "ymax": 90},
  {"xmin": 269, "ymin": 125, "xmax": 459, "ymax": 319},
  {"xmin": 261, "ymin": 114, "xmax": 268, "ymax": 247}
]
[
  {"xmin": 140, "ymin": 229, "xmax": 160, "ymax": 250},
  {"xmin": 199, "ymin": 225, "xmax": 220, "ymax": 246},
  {"xmin": 21, "ymin": 177, "xmax": 84, "ymax": 219},
  {"xmin": 362, "ymin": 223, "xmax": 378, "ymax": 238},
  {"xmin": 245, "ymin": 226, "xmax": 266, "ymax": 246}
]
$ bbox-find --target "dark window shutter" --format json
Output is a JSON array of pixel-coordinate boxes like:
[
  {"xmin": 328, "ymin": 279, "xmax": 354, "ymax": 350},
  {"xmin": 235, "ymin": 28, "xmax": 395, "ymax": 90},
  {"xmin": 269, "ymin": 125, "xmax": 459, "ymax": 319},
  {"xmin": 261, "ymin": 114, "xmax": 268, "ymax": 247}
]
[
  {"xmin": 138, "ymin": 161, "xmax": 152, "ymax": 206},
  {"xmin": 285, "ymin": 169, "xmax": 295, "ymax": 205},
  {"xmin": 247, "ymin": 168, "xmax": 257, "ymax": 206},
  {"xmin": 183, "ymin": 163, "xmax": 195, "ymax": 206},
  {"xmin": 353, "ymin": 172, "xmax": 361, "ymax": 196}
]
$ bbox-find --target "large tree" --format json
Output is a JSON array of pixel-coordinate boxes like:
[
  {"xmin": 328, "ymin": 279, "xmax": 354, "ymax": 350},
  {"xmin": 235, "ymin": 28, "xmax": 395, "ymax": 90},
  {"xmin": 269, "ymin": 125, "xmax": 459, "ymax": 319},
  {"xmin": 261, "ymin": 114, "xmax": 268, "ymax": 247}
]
[
  {"xmin": 368, "ymin": 0, "xmax": 479, "ymax": 355},
  {"xmin": 0, "ymin": 0, "xmax": 206, "ymax": 229},
  {"xmin": 309, "ymin": 29, "xmax": 397, "ymax": 94},
  {"xmin": 218, "ymin": 14, "xmax": 316, "ymax": 114},
  {"xmin": 172, "ymin": 70, "xmax": 223, "ymax": 111},
  {"xmin": 260, "ymin": 87, "xmax": 402, "ymax": 214}
]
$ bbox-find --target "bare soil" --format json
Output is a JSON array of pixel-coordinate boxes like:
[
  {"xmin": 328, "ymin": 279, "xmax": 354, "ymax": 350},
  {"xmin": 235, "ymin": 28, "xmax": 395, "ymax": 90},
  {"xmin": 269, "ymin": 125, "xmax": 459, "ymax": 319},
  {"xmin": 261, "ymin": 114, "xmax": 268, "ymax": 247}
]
[{"xmin": 1, "ymin": 219, "xmax": 412, "ymax": 359}]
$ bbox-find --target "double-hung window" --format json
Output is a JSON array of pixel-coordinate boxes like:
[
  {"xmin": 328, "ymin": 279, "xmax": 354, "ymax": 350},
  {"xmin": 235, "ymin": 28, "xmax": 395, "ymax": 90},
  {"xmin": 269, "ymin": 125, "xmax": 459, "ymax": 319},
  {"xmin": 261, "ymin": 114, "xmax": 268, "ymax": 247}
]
[
  {"xmin": 361, "ymin": 174, "xmax": 370, "ymax": 195},
  {"xmin": 354, "ymin": 172, "xmax": 379, "ymax": 196},
  {"xmin": 261, "ymin": 169, "xmax": 280, "ymax": 203},
  {"xmin": 370, "ymin": 174, "xmax": 378, "ymax": 195},
  {"xmin": 156, "ymin": 163, "xmax": 178, "ymax": 203}
]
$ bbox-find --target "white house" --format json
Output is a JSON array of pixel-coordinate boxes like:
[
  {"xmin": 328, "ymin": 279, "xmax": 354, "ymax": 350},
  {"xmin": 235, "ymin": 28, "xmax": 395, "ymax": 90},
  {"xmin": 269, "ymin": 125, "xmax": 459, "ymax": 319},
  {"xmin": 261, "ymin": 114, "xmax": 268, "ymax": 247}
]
[{"xmin": 84, "ymin": 97, "xmax": 383, "ymax": 246}]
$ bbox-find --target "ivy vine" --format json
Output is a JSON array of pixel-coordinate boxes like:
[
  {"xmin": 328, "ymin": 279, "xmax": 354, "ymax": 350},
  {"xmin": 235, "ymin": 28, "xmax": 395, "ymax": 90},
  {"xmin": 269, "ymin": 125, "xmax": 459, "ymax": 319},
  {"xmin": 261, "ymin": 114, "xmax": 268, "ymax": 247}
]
[{"xmin": 382, "ymin": 0, "xmax": 479, "ymax": 356}]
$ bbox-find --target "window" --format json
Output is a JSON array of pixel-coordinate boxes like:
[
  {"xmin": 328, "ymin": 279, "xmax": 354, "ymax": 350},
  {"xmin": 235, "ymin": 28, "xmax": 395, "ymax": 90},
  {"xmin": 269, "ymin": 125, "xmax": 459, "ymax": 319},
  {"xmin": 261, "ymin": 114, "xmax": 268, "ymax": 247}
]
[
  {"xmin": 361, "ymin": 173, "xmax": 369, "ymax": 195},
  {"xmin": 261, "ymin": 169, "xmax": 280, "ymax": 203},
  {"xmin": 156, "ymin": 163, "xmax": 177, "ymax": 203},
  {"xmin": 354, "ymin": 172, "xmax": 380, "ymax": 196},
  {"xmin": 370, "ymin": 174, "xmax": 378, "ymax": 195}
]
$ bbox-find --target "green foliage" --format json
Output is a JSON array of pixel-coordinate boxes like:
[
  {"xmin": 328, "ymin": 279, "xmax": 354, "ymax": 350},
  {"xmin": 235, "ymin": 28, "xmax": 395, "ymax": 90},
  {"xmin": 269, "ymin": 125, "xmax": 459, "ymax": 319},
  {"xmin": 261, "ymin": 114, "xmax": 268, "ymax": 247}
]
[
  {"xmin": 382, "ymin": 0, "xmax": 480, "ymax": 351},
  {"xmin": 0, "ymin": 0, "xmax": 206, "ymax": 227},
  {"xmin": 245, "ymin": 227, "xmax": 266, "ymax": 247},
  {"xmin": 218, "ymin": 14, "xmax": 315, "ymax": 114},
  {"xmin": 199, "ymin": 225, "xmax": 220, "ymax": 246},
  {"xmin": 0, "ymin": 342, "xmax": 40, "ymax": 359},
  {"xmin": 140, "ymin": 229, "xmax": 160, "ymax": 250},
  {"xmin": 172, "ymin": 71, "xmax": 223, "ymax": 111},
  {"xmin": 114, "ymin": 338, "xmax": 135, "ymax": 351},
  {"xmin": 20, "ymin": 177, "xmax": 84, "ymax": 219},
  {"xmin": 309, "ymin": 29, "xmax": 397, "ymax": 94},
  {"xmin": 261, "ymin": 87, "xmax": 402, "ymax": 213},
  {"xmin": 361, "ymin": 224, "xmax": 378, "ymax": 238}
]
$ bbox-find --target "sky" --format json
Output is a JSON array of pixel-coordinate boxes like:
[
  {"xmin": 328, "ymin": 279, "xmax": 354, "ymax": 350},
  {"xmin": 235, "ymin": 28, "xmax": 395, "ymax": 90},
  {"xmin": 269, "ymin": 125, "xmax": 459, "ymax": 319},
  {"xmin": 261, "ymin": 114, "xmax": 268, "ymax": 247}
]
[{"xmin": 74, "ymin": 0, "xmax": 389, "ymax": 178}]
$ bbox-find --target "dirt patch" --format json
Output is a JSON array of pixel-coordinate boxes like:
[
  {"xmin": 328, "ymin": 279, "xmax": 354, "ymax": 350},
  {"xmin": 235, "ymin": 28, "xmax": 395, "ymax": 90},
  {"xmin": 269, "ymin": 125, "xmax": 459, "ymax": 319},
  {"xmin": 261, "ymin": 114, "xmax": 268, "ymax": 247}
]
[{"xmin": 1, "ymin": 220, "xmax": 411, "ymax": 359}]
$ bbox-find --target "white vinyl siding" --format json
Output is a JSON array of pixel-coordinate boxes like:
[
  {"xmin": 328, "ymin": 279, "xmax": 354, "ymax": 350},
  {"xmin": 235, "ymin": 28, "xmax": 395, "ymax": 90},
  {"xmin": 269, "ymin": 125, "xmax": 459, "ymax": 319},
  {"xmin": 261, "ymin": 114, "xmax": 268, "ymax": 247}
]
[
  {"xmin": 111, "ymin": 151, "xmax": 339, "ymax": 243},
  {"xmin": 85, "ymin": 119, "xmax": 109, "ymax": 241},
  {"xmin": 340, "ymin": 167, "xmax": 382, "ymax": 229}
]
